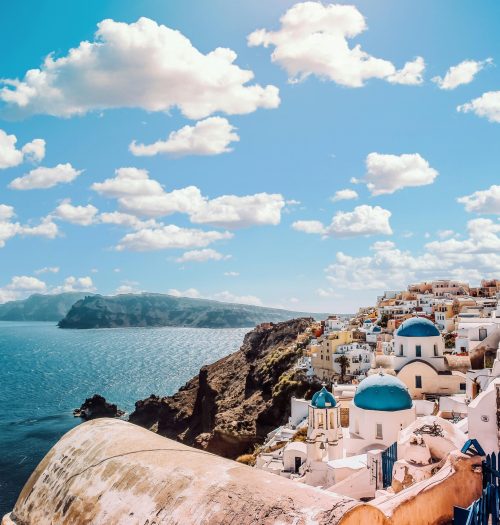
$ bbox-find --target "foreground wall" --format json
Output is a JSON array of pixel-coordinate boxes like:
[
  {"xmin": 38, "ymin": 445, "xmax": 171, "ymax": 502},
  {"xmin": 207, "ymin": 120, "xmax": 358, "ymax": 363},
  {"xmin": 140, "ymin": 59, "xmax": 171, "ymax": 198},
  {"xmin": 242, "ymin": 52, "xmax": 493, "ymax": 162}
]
[{"xmin": 2, "ymin": 419, "xmax": 385, "ymax": 525}]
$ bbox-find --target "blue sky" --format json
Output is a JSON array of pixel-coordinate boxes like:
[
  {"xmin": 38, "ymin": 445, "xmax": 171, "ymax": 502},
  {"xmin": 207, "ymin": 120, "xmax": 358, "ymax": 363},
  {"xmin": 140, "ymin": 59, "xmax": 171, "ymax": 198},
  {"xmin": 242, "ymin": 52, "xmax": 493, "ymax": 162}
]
[{"xmin": 0, "ymin": 0, "xmax": 499, "ymax": 312}]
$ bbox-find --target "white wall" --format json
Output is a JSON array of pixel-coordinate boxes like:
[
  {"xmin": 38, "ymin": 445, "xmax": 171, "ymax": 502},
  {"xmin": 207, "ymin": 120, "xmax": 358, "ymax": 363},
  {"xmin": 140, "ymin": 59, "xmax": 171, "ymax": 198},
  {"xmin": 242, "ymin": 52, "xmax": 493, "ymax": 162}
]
[{"xmin": 467, "ymin": 379, "xmax": 499, "ymax": 455}]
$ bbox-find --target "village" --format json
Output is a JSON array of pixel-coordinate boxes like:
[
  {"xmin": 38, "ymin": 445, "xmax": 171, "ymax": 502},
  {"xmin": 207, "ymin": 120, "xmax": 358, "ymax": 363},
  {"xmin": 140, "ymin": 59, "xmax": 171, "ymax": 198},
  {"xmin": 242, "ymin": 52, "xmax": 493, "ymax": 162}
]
[{"xmin": 251, "ymin": 278, "xmax": 500, "ymax": 522}]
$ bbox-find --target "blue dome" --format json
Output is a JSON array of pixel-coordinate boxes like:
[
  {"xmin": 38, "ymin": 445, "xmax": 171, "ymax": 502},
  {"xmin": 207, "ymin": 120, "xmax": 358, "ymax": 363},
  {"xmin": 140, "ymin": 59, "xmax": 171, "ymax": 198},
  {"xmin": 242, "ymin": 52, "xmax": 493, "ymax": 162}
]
[
  {"xmin": 354, "ymin": 373, "xmax": 412, "ymax": 412},
  {"xmin": 372, "ymin": 326, "xmax": 381, "ymax": 332},
  {"xmin": 396, "ymin": 317, "xmax": 440, "ymax": 337},
  {"xmin": 311, "ymin": 387, "xmax": 337, "ymax": 408}
]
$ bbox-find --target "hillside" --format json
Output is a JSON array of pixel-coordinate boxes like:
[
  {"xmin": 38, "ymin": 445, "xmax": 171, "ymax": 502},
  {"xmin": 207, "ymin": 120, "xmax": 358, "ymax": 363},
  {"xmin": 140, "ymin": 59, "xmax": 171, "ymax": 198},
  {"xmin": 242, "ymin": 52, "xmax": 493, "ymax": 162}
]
[
  {"xmin": 58, "ymin": 293, "xmax": 331, "ymax": 329},
  {"xmin": 129, "ymin": 318, "xmax": 322, "ymax": 458},
  {"xmin": 0, "ymin": 292, "xmax": 93, "ymax": 322}
]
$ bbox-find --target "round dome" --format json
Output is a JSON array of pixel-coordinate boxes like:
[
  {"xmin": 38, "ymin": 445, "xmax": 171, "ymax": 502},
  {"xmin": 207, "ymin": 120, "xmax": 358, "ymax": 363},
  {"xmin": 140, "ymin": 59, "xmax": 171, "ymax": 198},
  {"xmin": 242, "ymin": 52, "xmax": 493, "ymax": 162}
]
[
  {"xmin": 396, "ymin": 317, "xmax": 440, "ymax": 337},
  {"xmin": 311, "ymin": 386, "xmax": 337, "ymax": 408},
  {"xmin": 372, "ymin": 326, "xmax": 381, "ymax": 332},
  {"xmin": 354, "ymin": 373, "xmax": 412, "ymax": 411}
]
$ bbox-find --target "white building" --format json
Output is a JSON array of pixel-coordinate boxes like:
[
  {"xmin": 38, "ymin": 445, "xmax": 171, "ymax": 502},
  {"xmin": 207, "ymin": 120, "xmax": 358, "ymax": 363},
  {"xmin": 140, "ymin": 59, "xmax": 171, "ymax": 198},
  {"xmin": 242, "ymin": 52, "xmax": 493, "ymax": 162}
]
[
  {"xmin": 345, "ymin": 372, "xmax": 416, "ymax": 456},
  {"xmin": 372, "ymin": 317, "xmax": 467, "ymax": 398}
]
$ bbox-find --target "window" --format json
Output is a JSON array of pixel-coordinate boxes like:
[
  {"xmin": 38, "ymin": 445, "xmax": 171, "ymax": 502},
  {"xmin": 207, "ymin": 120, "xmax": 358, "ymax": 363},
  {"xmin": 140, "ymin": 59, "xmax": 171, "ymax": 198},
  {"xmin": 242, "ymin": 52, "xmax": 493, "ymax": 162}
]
[
  {"xmin": 415, "ymin": 375, "xmax": 422, "ymax": 388},
  {"xmin": 433, "ymin": 344, "xmax": 438, "ymax": 357},
  {"xmin": 376, "ymin": 423, "xmax": 383, "ymax": 439},
  {"xmin": 479, "ymin": 328, "xmax": 487, "ymax": 341},
  {"xmin": 400, "ymin": 344, "xmax": 404, "ymax": 356},
  {"xmin": 460, "ymin": 383, "xmax": 466, "ymax": 391},
  {"xmin": 416, "ymin": 345, "xmax": 422, "ymax": 357}
]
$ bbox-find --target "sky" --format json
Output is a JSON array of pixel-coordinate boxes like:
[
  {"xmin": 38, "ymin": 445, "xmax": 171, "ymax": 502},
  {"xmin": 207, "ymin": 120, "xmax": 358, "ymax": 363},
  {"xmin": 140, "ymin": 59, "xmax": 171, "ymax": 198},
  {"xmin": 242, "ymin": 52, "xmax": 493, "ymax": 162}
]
[{"xmin": 0, "ymin": 0, "xmax": 499, "ymax": 313}]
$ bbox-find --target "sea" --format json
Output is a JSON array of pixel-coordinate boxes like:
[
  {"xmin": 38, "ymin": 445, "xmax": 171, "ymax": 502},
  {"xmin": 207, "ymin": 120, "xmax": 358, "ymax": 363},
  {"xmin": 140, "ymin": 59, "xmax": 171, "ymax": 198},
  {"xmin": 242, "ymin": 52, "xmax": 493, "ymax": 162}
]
[{"xmin": 0, "ymin": 321, "xmax": 247, "ymax": 516}]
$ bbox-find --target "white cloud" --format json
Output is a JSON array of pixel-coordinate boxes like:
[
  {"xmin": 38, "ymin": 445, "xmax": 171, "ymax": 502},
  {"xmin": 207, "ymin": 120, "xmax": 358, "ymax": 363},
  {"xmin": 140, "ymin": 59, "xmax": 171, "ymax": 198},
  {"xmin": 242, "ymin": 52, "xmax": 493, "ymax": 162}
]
[
  {"xmin": 175, "ymin": 248, "xmax": 231, "ymax": 263},
  {"xmin": 458, "ymin": 91, "xmax": 500, "ymax": 123},
  {"xmin": 433, "ymin": 58, "xmax": 492, "ymax": 90},
  {"xmin": 189, "ymin": 193, "xmax": 285, "ymax": 228},
  {"xmin": 361, "ymin": 152, "xmax": 438, "ymax": 195},
  {"xmin": 329, "ymin": 205, "xmax": 392, "ymax": 237},
  {"xmin": 53, "ymin": 199, "xmax": 98, "ymax": 226},
  {"xmin": 425, "ymin": 218, "xmax": 500, "ymax": 255},
  {"xmin": 0, "ymin": 205, "xmax": 58, "ymax": 248},
  {"xmin": 248, "ymin": 2, "xmax": 424, "ymax": 87},
  {"xmin": 324, "ymin": 219, "xmax": 500, "ymax": 291},
  {"xmin": 331, "ymin": 189, "xmax": 358, "ymax": 202},
  {"xmin": 224, "ymin": 271, "xmax": 239, "ymax": 277},
  {"xmin": 114, "ymin": 282, "xmax": 141, "ymax": 295},
  {"xmin": 212, "ymin": 290, "xmax": 262, "ymax": 306},
  {"xmin": 52, "ymin": 276, "xmax": 96, "ymax": 293},
  {"xmin": 9, "ymin": 163, "xmax": 82, "ymax": 190},
  {"xmin": 99, "ymin": 211, "xmax": 160, "ymax": 230},
  {"xmin": 116, "ymin": 224, "xmax": 233, "ymax": 252},
  {"xmin": 0, "ymin": 129, "xmax": 45, "ymax": 169},
  {"xmin": 0, "ymin": 275, "xmax": 47, "ymax": 303},
  {"xmin": 168, "ymin": 288, "xmax": 202, "ymax": 299},
  {"xmin": 1, "ymin": 17, "xmax": 280, "ymax": 120},
  {"xmin": 458, "ymin": 185, "xmax": 500, "ymax": 214},
  {"xmin": 130, "ymin": 117, "xmax": 239, "ymax": 157},
  {"xmin": 387, "ymin": 56, "xmax": 425, "ymax": 85},
  {"xmin": 35, "ymin": 266, "xmax": 60, "ymax": 275},
  {"xmin": 437, "ymin": 229, "xmax": 455, "ymax": 239},
  {"xmin": 292, "ymin": 220, "xmax": 327, "ymax": 235},
  {"xmin": 92, "ymin": 168, "xmax": 285, "ymax": 228},
  {"xmin": 293, "ymin": 205, "xmax": 392, "ymax": 238}
]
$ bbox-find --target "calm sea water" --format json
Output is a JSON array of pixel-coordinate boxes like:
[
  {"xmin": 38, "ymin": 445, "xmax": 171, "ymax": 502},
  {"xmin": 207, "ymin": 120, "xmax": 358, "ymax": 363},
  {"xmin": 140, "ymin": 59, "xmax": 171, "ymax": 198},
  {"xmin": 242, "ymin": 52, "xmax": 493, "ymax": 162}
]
[{"xmin": 0, "ymin": 321, "xmax": 247, "ymax": 516}]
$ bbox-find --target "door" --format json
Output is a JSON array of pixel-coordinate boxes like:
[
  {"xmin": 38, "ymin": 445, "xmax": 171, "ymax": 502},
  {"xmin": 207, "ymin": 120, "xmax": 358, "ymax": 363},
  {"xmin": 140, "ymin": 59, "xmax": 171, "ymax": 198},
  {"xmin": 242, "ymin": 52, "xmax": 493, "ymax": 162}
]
[{"xmin": 295, "ymin": 456, "xmax": 302, "ymax": 472}]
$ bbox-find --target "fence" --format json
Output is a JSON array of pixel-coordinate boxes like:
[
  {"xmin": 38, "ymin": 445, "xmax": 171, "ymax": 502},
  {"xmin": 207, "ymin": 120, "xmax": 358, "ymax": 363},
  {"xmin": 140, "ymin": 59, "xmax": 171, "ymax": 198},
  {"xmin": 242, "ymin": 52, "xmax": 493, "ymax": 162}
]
[{"xmin": 382, "ymin": 441, "xmax": 397, "ymax": 488}]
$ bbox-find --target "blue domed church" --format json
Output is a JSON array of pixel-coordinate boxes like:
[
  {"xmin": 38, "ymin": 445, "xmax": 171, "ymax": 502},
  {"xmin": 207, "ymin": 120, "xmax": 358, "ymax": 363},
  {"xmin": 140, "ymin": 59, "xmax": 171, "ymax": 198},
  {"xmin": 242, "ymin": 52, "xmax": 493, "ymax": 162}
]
[
  {"xmin": 371, "ymin": 316, "xmax": 467, "ymax": 399},
  {"xmin": 346, "ymin": 372, "xmax": 416, "ymax": 455}
]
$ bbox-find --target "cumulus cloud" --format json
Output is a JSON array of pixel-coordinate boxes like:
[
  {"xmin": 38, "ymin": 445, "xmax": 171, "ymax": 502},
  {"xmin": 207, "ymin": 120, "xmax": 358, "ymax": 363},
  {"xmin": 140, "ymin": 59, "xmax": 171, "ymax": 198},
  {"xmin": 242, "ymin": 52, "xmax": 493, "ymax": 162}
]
[
  {"xmin": 175, "ymin": 248, "xmax": 231, "ymax": 263},
  {"xmin": 0, "ymin": 275, "xmax": 47, "ymax": 303},
  {"xmin": 324, "ymin": 219, "xmax": 500, "ymax": 291},
  {"xmin": 292, "ymin": 220, "xmax": 327, "ymax": 235},
  {"xmin": 433, "ymin": 58, "xmax": 492, "ymax": 90},
  {"xmin": 212, "ymin": 291, "xmax": 262, "ymax": 306},
  {"xmin": 458, "ymin": 185, "xmax": 500, "ymax": 214},
  {"xmin": 0, "ymin": 129, "xmax": 45, "ymax": 169},
  {"xmin": 35, "ymin": 266, "xmax": 60, "ymax": 275},
  {"xmin": 52, "ymin": 199, "xmax": 98, "ymax": 226},
  {"xmin": 293, "ymin": 205, "xmax": 392, "ymax": 238},
  {"xmin": 98, "ymin": 211, "xmax": 160, "ymax": 230},
  {"xmin": 92, "ymin": 167, "xmax": 285, "ymax": 228},
  {"xmin": 248, "ymin": 2, "xmax": 424, "ymax": 87},
  {"xmin": 168, "ymin": 287, "xmax": 262, "ymax": 306},
  {"xmin": 331, "ymin": 189, "xmax": 358, "ymax": 202},
  {"xmin": 358, "ymin": 152, "xmax": 438, "ymax": 195},
  {"xmin": 116, "ymin": 224, "xmax": 233, "ymax": 252},
  {"xmin": 52, "ymin": 276, "xmax": 96, "ymax": 293},
  {"xmin": 387, "ymin": 56, "xmax": 425, "ymax": 85},
  {"xmin": 9, "ymin": 163, "xmax": 82, "ymax": 190},
  {"xmin": 130, "ymin": 117, "xmax": 239, "ymax": 157},
  {"xmin": 1, "ymin": 17, "xmax": 280, "ymax": 120},
  {"xmin": 0, "ymin": 205, "xmax": 58, "ymax": 248},
  {"xmin": 458, "ymin": 91, "xmax": 500, "ymax": 123},
  {"xmin": 168, "ymin": 288, "xmax": 202, "ymax": 299}
]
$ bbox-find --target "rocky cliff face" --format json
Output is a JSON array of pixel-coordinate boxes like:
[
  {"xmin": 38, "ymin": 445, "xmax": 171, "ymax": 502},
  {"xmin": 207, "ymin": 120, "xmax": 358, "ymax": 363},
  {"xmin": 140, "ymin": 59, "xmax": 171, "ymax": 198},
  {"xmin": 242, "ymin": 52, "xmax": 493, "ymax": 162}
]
[
  {"xmin": 129, "ymin": 318, "xmax": 321, "ymax": 458},
  {"xmin": 58, "ymin": 293, "xmax": 328, "ymax": 329}
]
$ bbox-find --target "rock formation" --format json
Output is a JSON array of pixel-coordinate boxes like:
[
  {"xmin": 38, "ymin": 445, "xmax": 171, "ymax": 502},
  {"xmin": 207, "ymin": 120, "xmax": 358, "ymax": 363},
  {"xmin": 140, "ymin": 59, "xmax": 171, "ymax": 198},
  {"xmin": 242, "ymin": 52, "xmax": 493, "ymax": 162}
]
[
  {"xmin": 130, "ymin": 318, "xmax": 322, "ymax": 458},
  {"xmin": 73, "ymin": 394, "xmax": 124, "ymax": 420},
  {"xmin": 58, "ymin": 293, "xmax": 330, "ymax": 329}
]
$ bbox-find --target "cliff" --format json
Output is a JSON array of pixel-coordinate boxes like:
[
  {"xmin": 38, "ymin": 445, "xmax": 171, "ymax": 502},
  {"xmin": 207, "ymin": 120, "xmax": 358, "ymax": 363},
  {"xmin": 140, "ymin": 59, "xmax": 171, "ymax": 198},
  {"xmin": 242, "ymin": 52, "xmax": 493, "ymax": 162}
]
[
  {"xmin": 58, "ymin": 293, "xmax": 330, "ymax": 329},
  {"xmin": 0, "ymin": 292, "xmax": 93, "ymax": 322},
  {"xmin": 129, "ymin": 318, "xmax": 322, "ymax": 458}
]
